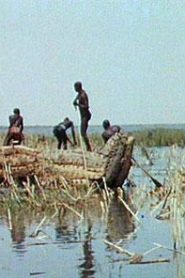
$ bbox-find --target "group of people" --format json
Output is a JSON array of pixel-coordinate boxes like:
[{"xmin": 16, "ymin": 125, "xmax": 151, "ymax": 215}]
[
  {"xmin": 4, "ymin": 81, "xmax": 121, "ymax": 150},
  {"xmin": 53, "ymin": 81, "xmax": 92, "ymax": 151}
]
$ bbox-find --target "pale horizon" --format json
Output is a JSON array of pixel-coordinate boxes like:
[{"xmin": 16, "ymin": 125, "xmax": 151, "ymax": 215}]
[{"xmin": 1, "ymin": 1, "xmax": 185, "ymax": 126}]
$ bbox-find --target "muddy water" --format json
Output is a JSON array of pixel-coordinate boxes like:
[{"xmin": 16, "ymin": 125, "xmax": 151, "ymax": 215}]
[{"xmin": 0, "ymin": 147, "xmax": 185, "ymax": 278}]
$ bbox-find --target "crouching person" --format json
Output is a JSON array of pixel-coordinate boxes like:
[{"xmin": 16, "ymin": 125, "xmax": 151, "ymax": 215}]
[{"xmin": 53, "ymin": 117, "xmax": 77, "ymax": 150}]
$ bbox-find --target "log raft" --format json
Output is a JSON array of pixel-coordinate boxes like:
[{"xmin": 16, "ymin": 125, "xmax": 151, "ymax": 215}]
[{"xmin": 0, "ymin": 133, "xmax": 135, "ymax": 188}]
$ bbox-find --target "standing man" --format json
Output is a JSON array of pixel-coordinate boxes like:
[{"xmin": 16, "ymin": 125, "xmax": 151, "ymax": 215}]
[
  {"xmin": 73, "ymin": 81, "xmax": 92, "ymax": 151},
  {"xmin": 3, "ymin": 108, "xmax": 24, "ymax": 146}
]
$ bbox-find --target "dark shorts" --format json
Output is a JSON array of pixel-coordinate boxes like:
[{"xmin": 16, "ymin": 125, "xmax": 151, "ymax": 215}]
[{"xmin": 81, "ymin": 110, "xmax": 91, "ymax": 121}]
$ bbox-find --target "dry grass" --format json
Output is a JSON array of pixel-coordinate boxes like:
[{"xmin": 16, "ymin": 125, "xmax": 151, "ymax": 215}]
[{"xmin": 1, "ymin": 133, "xmax": 185, "ymax": 254}]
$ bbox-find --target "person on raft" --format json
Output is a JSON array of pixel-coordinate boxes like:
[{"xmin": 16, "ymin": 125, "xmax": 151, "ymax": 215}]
[
  {"xmin": 53, "ymin": 117, "xmax": 77, "ymax": 150},
  {"xmin": 73, "ymin": 81, "xmax": 92, "ymax": 152},
  {"xmin": 102, "ymin": 119, "xmax": 121, "ymax": 143},
  {"xmin": 3, "ymin": 108, "xmax": 24, "ymax": 146}
]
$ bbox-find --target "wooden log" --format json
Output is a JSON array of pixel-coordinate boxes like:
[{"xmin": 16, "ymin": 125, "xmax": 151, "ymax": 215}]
[{"xmin": 129, "ymin": 258, "xmax": 170, "ymax": 264}]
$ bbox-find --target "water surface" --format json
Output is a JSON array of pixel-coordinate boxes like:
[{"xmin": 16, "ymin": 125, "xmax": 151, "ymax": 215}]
[{"xmin": 0, "ymin": 146, "xmax": 185, "ymax": 277}]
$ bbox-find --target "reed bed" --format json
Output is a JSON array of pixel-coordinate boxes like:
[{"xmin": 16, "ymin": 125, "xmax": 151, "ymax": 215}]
[
  {"xmin": 91, "ymin": 128, "xmax": 185, "ymax": 148},
  {"xmin": 0, "ymin": 134, "xmax": 96, "ymax": 213},
  {"xmin": 167, "ymin": 147, "xmax": 185, "ymax": 250},
  {"xmin": 133, "ymin": 128, "xmax": 185, "ymax": 147},
  {"xmin": 1, "ymin": 132, "xmax": 185, "ymax": 245},
  {"xmin": 2, "ymin": 130, "xmax": 185, "ymax": 266},
  {"xmin": 93, "ymin": 128, "xmax": 185, "ymax": 149},
  {"xmin": 0, "ymin": 132, "xmax": 118, "ymax": 221},
  {"xmin": 1, "ymin": 127, "xmax": 185, "ymax": 149}
]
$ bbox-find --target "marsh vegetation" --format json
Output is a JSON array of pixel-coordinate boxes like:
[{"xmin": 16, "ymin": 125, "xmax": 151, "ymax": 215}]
[{"xmin": 0, "ymin": 130, "xmax": 185, "ymax": 277}]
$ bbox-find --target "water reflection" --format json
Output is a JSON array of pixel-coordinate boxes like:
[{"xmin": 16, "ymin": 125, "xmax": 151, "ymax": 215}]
[
  {"xmin": 0, "ymin": 146, "xmax": 181, "ymax": 277},
  {"xmin": 106, "ymin": 194, "xmax": 136, "ymax": 242},
  {"xmin": 9, "ymin": 209, "xmax": 26, "ymax": 254},
  {"xmin": 79, "ymin": 221, "xmax": 95, "ymax": 278},
  {"xmin": 54, "ymin": 194, "xmax": 136, "ymax": 277},
  {"xmin": 55, "ymin": 208, "xmax": 78, "ymax": 244}
]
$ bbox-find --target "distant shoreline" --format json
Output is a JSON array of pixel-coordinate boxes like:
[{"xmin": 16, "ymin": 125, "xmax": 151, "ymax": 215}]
[
  {"xmin": 0, "ymin": 123, "xmax": 185, "ymax": 128},
  {"xmin": 0, "ymin": 123, "xmax": 185, "ymax": 137}
]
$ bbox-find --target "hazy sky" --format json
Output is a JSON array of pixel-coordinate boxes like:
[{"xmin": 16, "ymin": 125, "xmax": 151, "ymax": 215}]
[{"xmin": 1, "ymin": 0, "xmax": 185, "ymax": 126}]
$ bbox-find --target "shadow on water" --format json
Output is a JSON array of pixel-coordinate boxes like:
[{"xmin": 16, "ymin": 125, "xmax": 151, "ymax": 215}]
[
  {"xmin": 53, "ymin": 193, "xmax": 136, "ymax": 278},
  {"xmin": 9, "ymin": 209, "xmax": 26, "ymax": 255},
  {"xmin": 76, "ymin": 193, "xmax": 136, "ymax": 278},
  {"xmin": 0, "ymin": 185, "xmax": 183, "ymax": 277},
  {"xmin": 78, "ymin": 221, "xmax": 95, "ymax": 278},
  {"xmin": 106, "ymin": 194, "xmax": 136, "ymax": 243},
  {"xmin": 55, "ymin": 207, "xmax": 78, "ymax": 244},
  {"xmin": 54, "ymin": 207, "xmax": 96, "ymax": 277},
  {"xmin": 1, "ymin": 188, "xmax": 162, "ymax": 277}
]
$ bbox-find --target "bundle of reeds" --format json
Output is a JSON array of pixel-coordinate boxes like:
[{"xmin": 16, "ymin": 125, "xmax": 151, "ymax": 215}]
[{"xmin": 0, "ymin": 133, "xmax": 135, "ymax": 190}]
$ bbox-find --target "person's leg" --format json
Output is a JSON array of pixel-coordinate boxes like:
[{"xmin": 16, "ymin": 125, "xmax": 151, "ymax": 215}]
[
  {"xmin": 13, "ymin": 132, "xmax": 23, "ymax": 145},
  {"xmin": 81, "ymin": 117, "xmax": 92, "ymax": 151},
  {"xmin": 3, "ymin": 132, "xmax": 12, "ymax": 146},
  {"xmin": 56, "ymin": 135, "xmax": 62, "ymax": 149},
  {"xmin": 61, "ymin": 130, "xmax": 68, "ymax": 150},
  {"xmin": 21, "ymin": 133, "xmax": 25, "ymax": 145}
]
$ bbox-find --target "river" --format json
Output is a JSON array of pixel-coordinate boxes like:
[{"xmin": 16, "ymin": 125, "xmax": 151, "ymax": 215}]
[{"xmin": 0, "ymin": 145, "xmax": 185, "ymax": 277}]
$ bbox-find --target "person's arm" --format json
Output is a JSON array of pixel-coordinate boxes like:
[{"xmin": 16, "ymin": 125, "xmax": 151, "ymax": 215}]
[
  {"xmin": 9, "ymin": 116, "xmax": 13, "ymax": 127},
  {"xmin": 73, "ymin": 95, "xmax": 79, "ymax": 108},
  {"xmin": 58, "ymin": 122, "xmax": 64, "ymax": 126},
  {"xmin": 66, "ymin": 134, "xmax": 73, "ymax": 145},
  {"xmin": 116, "ymin": 125, "xmax": 121, "ymax": 132},
  {"xmin": 20, "ymin": 117, "xmax": 24, "ymax": 132},
  {"xmin": 102, "ymin": 132, "xmax": 108, "ymax": 144}
]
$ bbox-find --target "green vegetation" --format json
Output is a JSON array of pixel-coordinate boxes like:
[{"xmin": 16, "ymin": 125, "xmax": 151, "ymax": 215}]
[
  {"xmin": 1, "ymin": 128, "xmax": 185, "ymax": 149},
  {"xmin": 131, "ymin": 128, "xmax": 185, "ymax": 147},
  {"xmin": 90, "ymin": 129, "xmax": 185, "ymax": 147},
  {"xmin": 89, "ymin": 128, "xmax": 185, "ymax": 148}
]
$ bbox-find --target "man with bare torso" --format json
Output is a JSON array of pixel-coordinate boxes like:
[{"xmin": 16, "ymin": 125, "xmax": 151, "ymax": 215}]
[
  {"xmin": 53, "ymin": 117, "xmax": 77, "ymax": 150},
  {"xmin": 73, "ymin": 81, "xmax": 92, "ymax": 151},
  {"xmin": 102, "ymin": 119, "xmax": 121, "ymax": 143},
  {"xmin": 3, "ymin": 108, "xmax": 24, "ymax": 146}
]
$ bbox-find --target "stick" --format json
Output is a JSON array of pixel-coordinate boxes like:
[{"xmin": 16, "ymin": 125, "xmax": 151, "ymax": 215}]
[
  {"xmin": 143, "ymin": 246, "xmax": 161, "ymax": 256},
  {"xmin": 76, "ymin": 108, "xmax": 89, "ymax": 186},
  {"xmin": 129, "ymin": 258, "xmax": 170, "ymax": 264},
  {"xmin": 62, "ymin": 202, "xmax": 83, "ymax": 219},
  {"xmin": 102, "ymin": 177, "xmax": 110, "ymax": 203},
  {"xmin": 30, "ymin": 216, "xmax": 47, "ymax": 237},
  {"xmin": 34, "ymin": 175, "xmax": 47, "ymax": 201},
  {"xmin": 104, "ymin": 239, "xmax": 134, "ymax": 257},
  {"xmin": 7, "ymin": 208, "xmax": 12, "ymax": 230},
  {"xmin": 162, "ymin": 186, "xmax": 172, "ymax": 209},
  {"xmin": 153, "ymin": 242, "xmax": 185, "ymax": 255},
  {"xmin": 132, "ymin": 157, "xmax": 163, "ymax": 188},
  {"xmin": 118, "ymin": 196, "xmax": 141, "ymax": 223},
  {"xmin": 62, "ymin": 188, "xmax": 79, "ymax": 202}
]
